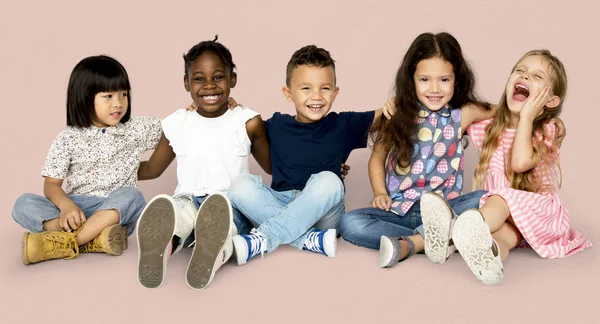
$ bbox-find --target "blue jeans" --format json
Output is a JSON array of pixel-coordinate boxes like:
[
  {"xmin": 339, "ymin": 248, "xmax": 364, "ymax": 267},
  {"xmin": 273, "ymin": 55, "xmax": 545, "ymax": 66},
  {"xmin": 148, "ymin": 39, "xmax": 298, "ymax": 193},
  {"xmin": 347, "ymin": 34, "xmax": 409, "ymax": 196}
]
[
  {"xmin": 228, "ymin": 171, "xmax": 345, "ymax": 253},
  {"xmin": 12, "ymin": 186, "xmax": 146, "ymax": 236},
  {"xmin": 180, "ymin": 194, "xmax": 254, "ymax": 246},
  {"xmin": 339, "ymin": 190, "xmax": 488, "ymax": 250}
]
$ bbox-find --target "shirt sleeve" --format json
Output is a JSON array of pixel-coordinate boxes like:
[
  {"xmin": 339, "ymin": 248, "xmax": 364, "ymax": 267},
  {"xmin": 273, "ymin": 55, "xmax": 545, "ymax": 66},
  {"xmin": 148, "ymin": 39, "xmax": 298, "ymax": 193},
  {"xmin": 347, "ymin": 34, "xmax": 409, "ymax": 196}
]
[
  {"xmin": 161, "ymin": 110, "xmax": 186, "ymax": 149},
  {"xmin": 142, "ymin": 116, "xmax": 163, "ymax": 150},
  {"xmin": 41, "ymin": 130, "xmax": 71, "ymax": 180},
  {"xmin": 466, "ymin": 118, "xmax": 493, "ymax": 151},
  {"xmin": 341, "ymin": 110, "xmax": 376, "ymax": 150}
]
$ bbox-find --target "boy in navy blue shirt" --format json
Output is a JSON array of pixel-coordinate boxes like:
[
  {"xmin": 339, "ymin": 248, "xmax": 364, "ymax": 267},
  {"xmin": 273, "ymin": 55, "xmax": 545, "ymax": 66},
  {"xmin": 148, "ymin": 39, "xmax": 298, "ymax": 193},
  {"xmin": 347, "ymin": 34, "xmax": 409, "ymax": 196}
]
[{"xmin": 228, "ymin": 45, "xmax": 386, "ymax": 264}]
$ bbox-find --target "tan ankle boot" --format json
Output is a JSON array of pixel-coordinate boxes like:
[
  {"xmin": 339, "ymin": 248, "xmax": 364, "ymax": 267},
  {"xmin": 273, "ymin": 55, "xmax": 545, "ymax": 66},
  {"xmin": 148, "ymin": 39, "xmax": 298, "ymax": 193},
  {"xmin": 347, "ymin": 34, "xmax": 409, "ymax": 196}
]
[
  {"xmin": 80, "ymin": 224, "xmax": 126, "ymax": 256},
  {"xmin": 21, "ymin": 230, "xmax": 80, "ymax": 265}
]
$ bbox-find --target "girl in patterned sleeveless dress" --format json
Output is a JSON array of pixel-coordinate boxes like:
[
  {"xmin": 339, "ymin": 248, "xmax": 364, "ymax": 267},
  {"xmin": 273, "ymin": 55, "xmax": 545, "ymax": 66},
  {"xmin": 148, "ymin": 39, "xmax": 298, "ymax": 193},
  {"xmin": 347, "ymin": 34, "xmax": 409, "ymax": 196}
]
[
  {"xmin": 424, "ymin": 50, "xmax": 592, "ymax": 285},
  {"xmin": 339, "ymin": 32, "xmax": 496, "ymax": 267}
]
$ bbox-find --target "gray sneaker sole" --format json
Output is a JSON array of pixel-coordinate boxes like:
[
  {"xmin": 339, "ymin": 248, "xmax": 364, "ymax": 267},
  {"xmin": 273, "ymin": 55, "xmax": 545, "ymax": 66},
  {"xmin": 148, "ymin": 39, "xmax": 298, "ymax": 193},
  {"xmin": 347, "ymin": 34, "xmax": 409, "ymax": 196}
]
[
  {"xmin": 137, "ymin": 197, "xmax": 176, "ymax": 288},
  {"xmin": 186, "ymin": 194, "xmax": 232, "ymax": 290}
]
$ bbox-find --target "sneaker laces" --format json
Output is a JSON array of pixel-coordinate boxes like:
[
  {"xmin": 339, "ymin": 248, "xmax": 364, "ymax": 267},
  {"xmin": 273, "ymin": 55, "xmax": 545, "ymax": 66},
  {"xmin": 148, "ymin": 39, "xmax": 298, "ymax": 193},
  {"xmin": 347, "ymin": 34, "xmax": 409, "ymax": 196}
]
[
  {"xmin": 303, "ymin": 230, "xmax": 326, "ymax": 255},
  {"xmin": 247, "ymin": 230, "xmax": 267, "ymax": 259}
]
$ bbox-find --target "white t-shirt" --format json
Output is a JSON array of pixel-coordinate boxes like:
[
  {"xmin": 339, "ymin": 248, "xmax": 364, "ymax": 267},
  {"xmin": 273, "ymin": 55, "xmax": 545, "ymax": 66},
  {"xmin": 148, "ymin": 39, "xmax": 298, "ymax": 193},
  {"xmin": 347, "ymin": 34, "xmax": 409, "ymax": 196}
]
[{"xmin": 162, "ymin": 107, "xmax": 259, "ymax": 196}]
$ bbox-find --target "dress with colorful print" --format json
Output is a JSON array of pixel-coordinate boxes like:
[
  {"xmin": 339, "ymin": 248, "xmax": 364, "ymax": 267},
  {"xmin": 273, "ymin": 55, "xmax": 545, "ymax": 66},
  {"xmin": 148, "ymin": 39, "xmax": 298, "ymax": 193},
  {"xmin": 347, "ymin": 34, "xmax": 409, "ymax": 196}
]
[
  {"xmin": 467, "ymin": 118, "xmax": 591, "ymax": 258},
  {"xmin": 386, "ymin": 103, "xmax": 464, "ymax": 216}
]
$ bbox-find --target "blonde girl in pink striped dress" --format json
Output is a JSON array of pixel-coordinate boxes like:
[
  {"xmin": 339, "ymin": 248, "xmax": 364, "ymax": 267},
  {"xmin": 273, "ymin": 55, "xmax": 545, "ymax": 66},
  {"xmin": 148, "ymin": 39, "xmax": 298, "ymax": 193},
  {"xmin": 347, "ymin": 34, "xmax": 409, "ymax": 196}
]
[{"xmin": 422, "ymin": 49, "xmax": 591, "ymax": 285}]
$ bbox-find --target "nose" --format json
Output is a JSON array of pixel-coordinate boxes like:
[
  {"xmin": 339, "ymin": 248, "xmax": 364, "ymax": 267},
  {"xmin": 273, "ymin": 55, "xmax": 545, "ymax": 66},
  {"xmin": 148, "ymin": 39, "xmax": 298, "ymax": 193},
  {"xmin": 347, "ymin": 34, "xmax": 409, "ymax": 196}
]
[
  {"xmin": 429, "ymin": 81, "xmax": 440, "ymax": 92},
  {"xmin": 203, "ymin": 79, "xmax": 216, "ymax": 90},
  {"xmin": 112, "ymin": 96, "xmax": 124, "ymax": 107},
  {"xmin": 310, "ymin": 89, "xmax": 323, "ymax": 100}
]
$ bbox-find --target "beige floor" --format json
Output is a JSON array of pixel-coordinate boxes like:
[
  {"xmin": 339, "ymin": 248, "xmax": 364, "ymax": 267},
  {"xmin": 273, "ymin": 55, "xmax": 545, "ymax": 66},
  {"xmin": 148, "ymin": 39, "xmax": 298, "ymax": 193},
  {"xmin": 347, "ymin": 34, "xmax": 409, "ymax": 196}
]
[{"xmin": 3, "ymin": 223, "xmax": 597, "ymax": 324}]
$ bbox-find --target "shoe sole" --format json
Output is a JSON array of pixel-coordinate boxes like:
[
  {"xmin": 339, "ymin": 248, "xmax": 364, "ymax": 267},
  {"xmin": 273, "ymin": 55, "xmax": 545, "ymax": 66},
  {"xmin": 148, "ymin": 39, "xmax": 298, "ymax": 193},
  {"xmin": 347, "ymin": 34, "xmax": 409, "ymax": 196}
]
[
  {"xmin": 421, "ymin": 192, "xmax": 454, "ymax": 264},
  {"xmin": 232, "ymin": 235, "xmax": 249, "ymax": 265},
  {"xmin": 452, "ymin": 209, "xmax": 503, "ymax": 285},
  {"xmin": 102, "ymin": 224, "xmax": 126, "ymax": 256},
  {"xmin": 137, "ymin": 196, "xmax": 176, "ymax": 288},
  {"xmin": 186, "ymin": 194, "xmax": 232, "ymax": 290},
  {"xmin": 378, "ymin": 236, "xmax": 398, "ymax": 268}
]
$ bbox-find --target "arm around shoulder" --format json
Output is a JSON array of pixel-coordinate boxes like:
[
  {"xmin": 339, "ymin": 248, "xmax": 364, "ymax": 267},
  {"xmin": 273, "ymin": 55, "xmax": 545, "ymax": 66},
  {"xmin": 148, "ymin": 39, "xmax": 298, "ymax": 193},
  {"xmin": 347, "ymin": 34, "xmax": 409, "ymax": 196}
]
[
  {"xmin": 138, "ymin": 135, "xmax": 176, "ymax": 180},
  {"xmin": 246, "ymin": 115, "xmax": 272, "ymax": 175},
  {"xmin": 461, "ymin": 103, "xmax": 497, "ymax": 131}
]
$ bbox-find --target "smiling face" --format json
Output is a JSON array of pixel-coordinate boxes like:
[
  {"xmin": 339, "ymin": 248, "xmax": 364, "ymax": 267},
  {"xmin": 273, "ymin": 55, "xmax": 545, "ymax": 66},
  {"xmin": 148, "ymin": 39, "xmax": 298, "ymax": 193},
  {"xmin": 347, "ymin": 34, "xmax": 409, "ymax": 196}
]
[
  {"xmin": 184, "ymin": 52, "xmax": 236, "ymax": 118},
  {"xmin": 413, "ymin": 57, "xmax": 455, "ymax": 111},
  {"xmin": 92, "ymin": 90, "xmax": 129, "ymax": 128},
  {"xmin": 506, "ymin": 55, "xmax": 556, "ymax": 115},
  {"xmin": 283, "ymin": 64, "xmax": 339, "ymax": 123}
]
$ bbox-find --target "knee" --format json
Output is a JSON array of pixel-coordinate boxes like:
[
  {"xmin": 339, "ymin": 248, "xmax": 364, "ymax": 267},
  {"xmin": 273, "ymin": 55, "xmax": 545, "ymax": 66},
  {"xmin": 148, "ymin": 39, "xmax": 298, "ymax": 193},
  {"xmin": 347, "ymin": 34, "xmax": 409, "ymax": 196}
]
[
  {"xmin": 338, "ymin": 211, "xmax": 362, "ymax": 238},
  {"xmin": 12, "ymin": 193, "xmax": 39, "ymax": 223},
  {"xmin": 228, "ymin": 174, "xmax": 260, "ymax": 203},
  {"xmin": 113, "ymin": 187, "xmax": 145, "ymax": 205},
  {"xmin": 311, "ymin": 171, "xmax": 343, "ymax": 197}
]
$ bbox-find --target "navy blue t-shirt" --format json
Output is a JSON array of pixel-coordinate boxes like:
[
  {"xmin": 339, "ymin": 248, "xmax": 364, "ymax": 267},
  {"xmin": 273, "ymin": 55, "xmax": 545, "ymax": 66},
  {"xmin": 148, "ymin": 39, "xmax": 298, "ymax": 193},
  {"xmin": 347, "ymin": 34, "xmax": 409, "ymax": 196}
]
[{"xmin": 265, "ymin": 111, "xmax": 375, "ymax": 192}]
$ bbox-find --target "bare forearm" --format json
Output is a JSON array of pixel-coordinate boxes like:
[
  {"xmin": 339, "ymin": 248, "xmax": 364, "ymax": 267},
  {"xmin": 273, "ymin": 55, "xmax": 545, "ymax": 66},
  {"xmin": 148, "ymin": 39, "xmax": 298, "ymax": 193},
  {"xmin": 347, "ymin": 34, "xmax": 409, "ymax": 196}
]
[
  {"xmin": 368, "ymin": 145, "xmax": 388, "ymax": 196},
  {"xmin": 511, "ymin": 117, "xmax": 536, "ymax": 173},
  {"xmin": 43, "ymin": 181, "xmax": 73, "ymax": 211}
]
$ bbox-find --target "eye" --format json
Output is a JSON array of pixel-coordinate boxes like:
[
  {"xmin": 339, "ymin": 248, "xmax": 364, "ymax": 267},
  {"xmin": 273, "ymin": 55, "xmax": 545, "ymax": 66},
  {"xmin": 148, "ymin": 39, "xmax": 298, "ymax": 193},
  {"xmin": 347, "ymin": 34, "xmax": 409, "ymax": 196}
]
[
  {"xmin": 535, "ymin": 74, "xmax": 543, "ymax": 79},
  {"xmin": 121, "ymin": 92, "xmax": 128, "ymax": 97},
  {"xmin": 322, "ymin": 87, "xmax": 331, "ymax": 91},
  {"xmin": 441, "ymin": 78, "xmax": 450, "ymax": 82},
  {"xmin": 194, "ymin": 77, "xmax": 204, "ymax": 82},
  {"xmin": 515, "ymin": 68, "xmax": 524, "ymax": 73},
  {"xmin": 103, "ymin": 94, "xmax": 112, "ymax": 99},
  {"xmin": 214, "ymin": 75, "xmax": 224, "ymax": 81},
  {"xmin": 419, "ymin": 77, "xmax": 428, "ymax": 82},
  {"xmin": 301, "ymin": 87, "xmax": 310, "ymax": 90}
]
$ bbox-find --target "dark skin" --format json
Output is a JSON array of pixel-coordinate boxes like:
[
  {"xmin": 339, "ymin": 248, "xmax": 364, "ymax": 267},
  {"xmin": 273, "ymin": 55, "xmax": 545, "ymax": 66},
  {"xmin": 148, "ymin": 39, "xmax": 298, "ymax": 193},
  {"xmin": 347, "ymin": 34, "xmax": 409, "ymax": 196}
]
[{"xmin": 138, "ymin": 52, "xmax": 271, "ymax": 180}]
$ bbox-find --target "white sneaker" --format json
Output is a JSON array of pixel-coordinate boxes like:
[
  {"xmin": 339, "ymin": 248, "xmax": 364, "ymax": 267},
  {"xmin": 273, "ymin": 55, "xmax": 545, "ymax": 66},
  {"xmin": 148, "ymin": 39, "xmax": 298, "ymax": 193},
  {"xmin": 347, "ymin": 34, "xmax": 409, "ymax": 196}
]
[
  {"xmin": 136, "ymin": 194, "xmax": 177, "ymax": 288},
  {"xmin": 452, "ymin": 209, "xmax": 503, "ymax": 285},
  {"xmin": 302, "ymin": 229, "xmax": 337, "ymax": 258},
  {"xmin": 185, "ymin": 193, "xmax": 233, "ymax": 290},
  {"xmin": 421, "ymin": 192, "xmax": 457, "ymax": 264}
]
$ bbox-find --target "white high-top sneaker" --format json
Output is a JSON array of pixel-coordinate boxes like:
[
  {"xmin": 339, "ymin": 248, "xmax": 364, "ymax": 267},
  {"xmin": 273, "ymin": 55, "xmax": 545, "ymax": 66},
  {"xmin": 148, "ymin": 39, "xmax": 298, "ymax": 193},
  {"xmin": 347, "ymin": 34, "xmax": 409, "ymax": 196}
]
[
  {"xmin": 185, "ymin": 193, "xmax": 234, "ymax": 290},
  {"xmin": 136, "ymin": 194, "xmax": 177, "ymax": 289}
]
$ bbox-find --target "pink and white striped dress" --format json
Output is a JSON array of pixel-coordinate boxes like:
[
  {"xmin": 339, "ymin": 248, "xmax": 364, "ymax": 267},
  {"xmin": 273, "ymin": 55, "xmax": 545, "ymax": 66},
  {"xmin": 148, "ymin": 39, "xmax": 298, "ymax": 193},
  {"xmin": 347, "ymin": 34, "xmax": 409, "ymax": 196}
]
[{"xmin": 467, "ymin": 119, "xmax": 591, "ymax": 259}]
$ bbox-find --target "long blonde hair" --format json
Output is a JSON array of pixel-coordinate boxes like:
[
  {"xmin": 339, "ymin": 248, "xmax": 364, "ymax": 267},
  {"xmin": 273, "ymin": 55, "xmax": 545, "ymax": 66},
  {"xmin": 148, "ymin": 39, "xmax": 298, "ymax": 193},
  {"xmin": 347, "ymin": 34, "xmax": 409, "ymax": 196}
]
[{"xmin": 473, "ymin": 50, "xmax": 567, "ymax": 193}]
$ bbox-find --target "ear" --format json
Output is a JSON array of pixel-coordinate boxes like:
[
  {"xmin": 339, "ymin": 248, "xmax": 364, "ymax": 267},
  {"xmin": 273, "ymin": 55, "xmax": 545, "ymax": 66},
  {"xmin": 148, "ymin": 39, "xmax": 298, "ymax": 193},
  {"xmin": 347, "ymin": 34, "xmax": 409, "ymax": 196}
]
[
  {"xmin": 230, "ymin": 72, "xmax": 237, "ymax": 89},
  {"xmin": 545, "ymin": 95, "xmax": 561, "ymax": 109},
  {"xmin": 183, "ymin": 75, "xmax": 190, "ymax": 92},
  {"xmin": 282, "ymin": 86, "xmax": 293, "ymax": 102},
  {"xmin": 333, "ymin": 86, "xmax": 340, "ymax": 100}
]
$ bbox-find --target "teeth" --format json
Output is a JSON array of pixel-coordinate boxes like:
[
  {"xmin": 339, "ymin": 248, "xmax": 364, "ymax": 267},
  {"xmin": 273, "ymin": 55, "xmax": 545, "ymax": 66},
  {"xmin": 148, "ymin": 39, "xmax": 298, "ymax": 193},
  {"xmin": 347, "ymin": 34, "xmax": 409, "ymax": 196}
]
[
  {"xmin": 515, "ymin": 84, "xmax": 528, "ymax": 90},
  {"xmin": 202, "ymin": 95, "xmax": 219, "ymax": 101},
  {"xmin": 308, "ymin": 105, "xmax": 323, "ymax": 108}
]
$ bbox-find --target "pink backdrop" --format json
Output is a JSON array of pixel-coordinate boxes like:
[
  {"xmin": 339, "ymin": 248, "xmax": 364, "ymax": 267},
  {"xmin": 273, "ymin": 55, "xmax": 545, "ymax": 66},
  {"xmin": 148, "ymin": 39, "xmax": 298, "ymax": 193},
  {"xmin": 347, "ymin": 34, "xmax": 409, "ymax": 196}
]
[{"xmin": 1, "ymin": 1, "xmax": 598, "ymax": 323}]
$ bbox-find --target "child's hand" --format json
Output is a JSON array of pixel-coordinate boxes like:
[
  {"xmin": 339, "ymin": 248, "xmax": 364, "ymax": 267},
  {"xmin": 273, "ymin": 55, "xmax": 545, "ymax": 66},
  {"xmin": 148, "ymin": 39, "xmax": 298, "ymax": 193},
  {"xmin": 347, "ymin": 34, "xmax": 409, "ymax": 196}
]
[
  {"xmin": 228, "ymin": 97, "xmax": 242, "ymax": 109},
  {"xmin": 185, "ymin": 98, "xmax": 242, "ymax": 112},
  {"xmin": 370, "ymin": 194, "xmax": 392, "ymax": 211},
  {"xmin": 58, "ymin": 204, "xmax": 86, "ymax": 232},
  {"xmin": 521, "ymin": 86, "xmax": 551, "ymax": 121},
  {"xmin": 382, "ymin": 97, "xmax": 397, "ymax": 120},
  {"xmin": 340, "ymin": 163, "xmax": 351, "ymax": 179}
]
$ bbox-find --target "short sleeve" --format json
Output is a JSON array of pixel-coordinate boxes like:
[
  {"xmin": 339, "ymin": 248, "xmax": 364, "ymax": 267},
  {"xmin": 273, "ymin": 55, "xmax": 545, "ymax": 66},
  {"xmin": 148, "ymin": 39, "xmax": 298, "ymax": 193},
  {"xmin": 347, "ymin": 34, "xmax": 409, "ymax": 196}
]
[
  {"xmin": 41, "ymin": 130, "xmax": 71, "ymax": 180},
  {"xmin": 466, "ymin": 118, "xmax": 493, "ymax": 151},
  {"xmin": 138, "ymin": 116, "xmax": 162, "ymax": 150},
  {"xmin": 340, "ymin": 110, "xmax": 375, "ymax": 150},
  {"xmin": 161, "ymin": 110, "xmax": 187, "ymax": 148}
]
